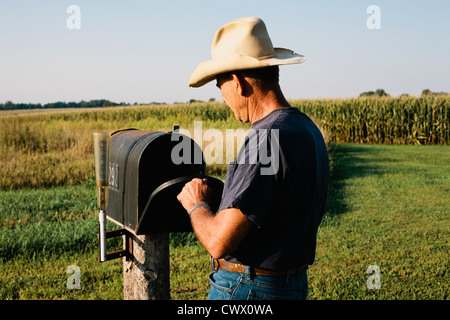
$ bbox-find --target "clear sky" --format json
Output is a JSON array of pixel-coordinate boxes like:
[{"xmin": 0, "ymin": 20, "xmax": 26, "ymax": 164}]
[{"xmin": 1, "ymin": 0, "xmax": 449, "ymax": 104}]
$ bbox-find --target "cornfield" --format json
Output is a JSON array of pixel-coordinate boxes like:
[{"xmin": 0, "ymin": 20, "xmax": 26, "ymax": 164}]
[
  {"xmin": 0, "ymin": 96, "xmax": 448, "ymax": 190},
  {"xmin": 292, "ymin": 95, "xmax": 450, "ymax": 145}
]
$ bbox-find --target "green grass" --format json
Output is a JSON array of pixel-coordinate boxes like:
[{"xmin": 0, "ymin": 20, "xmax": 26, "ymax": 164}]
[
  {"xmin": 0, "ymin": 179, "xmax": 99, "ymax": 258},
  {"xmin": 0, "ymin": 143, "xmax": 448, "ymax": 299},
  {"xmin": 309, "ymin": 143, "xmax": 449, "ymax": 299},
  {"xmin": 0, "ymin": 251, "xmax": 122, "ymax": 299}
]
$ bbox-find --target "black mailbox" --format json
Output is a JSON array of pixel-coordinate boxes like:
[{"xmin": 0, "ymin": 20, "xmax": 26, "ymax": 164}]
[{"xmin": 105, "ymin": 128, "xmax": 223, "ymax": 234}]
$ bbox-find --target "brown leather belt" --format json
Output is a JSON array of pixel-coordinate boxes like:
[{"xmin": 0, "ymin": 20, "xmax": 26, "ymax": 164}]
[{"xmin": 213, "ymin": 258, "xmax": 307, "ymax": 277}]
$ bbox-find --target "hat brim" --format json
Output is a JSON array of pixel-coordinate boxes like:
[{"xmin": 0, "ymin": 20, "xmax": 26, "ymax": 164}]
[{"xmin": 189, "ymin": 48, "xmax": 306, "ymax": 88}]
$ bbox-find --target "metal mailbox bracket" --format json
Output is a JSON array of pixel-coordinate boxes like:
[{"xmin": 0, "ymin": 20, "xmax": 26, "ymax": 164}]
[{"xmin": 98, "ymin": 227, "xmax": 133, "ymax": 262}]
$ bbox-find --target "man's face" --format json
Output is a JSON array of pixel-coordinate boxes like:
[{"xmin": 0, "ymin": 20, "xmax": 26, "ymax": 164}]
[
  {"xmin": 216, "ymin": 75, "xmax": 247, "ymax": 122},
  {"xmin": 216, "ymin": 76, "xmax": 231, "ymax": 105}
]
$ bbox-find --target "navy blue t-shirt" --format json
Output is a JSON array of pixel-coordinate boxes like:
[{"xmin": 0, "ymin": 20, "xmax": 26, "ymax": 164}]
[{"xmin": 218, "ymin": 107, "xmax": 329, "ymax": 269}]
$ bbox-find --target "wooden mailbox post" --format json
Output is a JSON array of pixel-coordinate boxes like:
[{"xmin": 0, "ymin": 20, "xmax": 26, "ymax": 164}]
[{"xmin": 123, "ymin": 233, "xmax": 170, "ymax": 300}]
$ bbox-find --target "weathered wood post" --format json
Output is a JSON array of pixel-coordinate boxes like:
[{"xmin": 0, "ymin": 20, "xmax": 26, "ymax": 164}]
[{"xmin": 123, "ymin": 233, "xmax": 170, "ymax": 300}]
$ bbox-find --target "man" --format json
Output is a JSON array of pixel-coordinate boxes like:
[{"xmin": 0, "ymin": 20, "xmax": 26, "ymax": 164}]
[{"xmin": 177, "ymin": 17, "xmax": 329, "ymax": 300}]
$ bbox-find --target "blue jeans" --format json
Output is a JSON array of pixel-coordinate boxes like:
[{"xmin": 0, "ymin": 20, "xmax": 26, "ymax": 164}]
[{"xmin": 207, "ymin": 266, "xmax": 308, "ymax": 300}]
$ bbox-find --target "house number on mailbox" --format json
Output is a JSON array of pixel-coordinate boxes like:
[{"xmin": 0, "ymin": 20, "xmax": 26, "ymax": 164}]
[{"xmin": 109, "ymin": 163, "xmax": 119, "ymax": 191}]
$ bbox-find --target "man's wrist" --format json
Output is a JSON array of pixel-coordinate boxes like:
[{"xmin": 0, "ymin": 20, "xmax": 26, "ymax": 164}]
[{"xmin": 188, "ymin": 203, "xmax": 209, "ymax": 215}]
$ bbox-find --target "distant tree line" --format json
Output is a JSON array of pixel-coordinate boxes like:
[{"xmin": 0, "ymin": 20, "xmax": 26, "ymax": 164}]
[
  {"xmin": 420, "ymin": 89, "xmax": 448, "ymax": 96},
  {"xmin": 359, "ymin": 89, "xmax": 389, "ymax": 97},
  {"xmin": 0, "ymin": 99, "xmax": 127, "ymax": 111},
  {"xmin": 359, "ymin": 89, "xmax": 448, "ymax": 98}
]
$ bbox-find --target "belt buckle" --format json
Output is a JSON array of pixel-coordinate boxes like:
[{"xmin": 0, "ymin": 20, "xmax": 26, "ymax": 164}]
[{"xmin": 211, "ymin": 257, "xmax": 220, "ymax": 272}]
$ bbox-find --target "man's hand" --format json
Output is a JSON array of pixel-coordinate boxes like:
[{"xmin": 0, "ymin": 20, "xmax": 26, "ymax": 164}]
[
  {"xmin": 177, "ymin": 178, "xmax": 213, "ymax": 213},
  {"xmin": 177, "ymin": 178, "xmax": 253, "ymax": 259}
]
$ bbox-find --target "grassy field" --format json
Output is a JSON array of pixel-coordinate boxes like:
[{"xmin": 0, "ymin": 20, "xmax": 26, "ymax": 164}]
[
  {"xmin": 310, "ymin": 143, "xmax": 449, "ymax": 299},
  {"xmin": 1, "ymin": 142, "xmax": 448, "ymax": 299},
  {"xmin": 0, "ymin": 103, "xmax": 245, "ymax": 190},
  {"xmin": 0, "ymin": 101, "xmax": 449, "ymax": 300},
  {"xmin": 1, "ymin": 96, "xmax": 448, "ymax": 190}
]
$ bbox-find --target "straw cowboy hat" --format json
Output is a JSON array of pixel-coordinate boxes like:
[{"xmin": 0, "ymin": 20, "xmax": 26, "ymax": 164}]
[{"xmin": 189, "ymin": 17, "xmax": 306, "ymax": 88}]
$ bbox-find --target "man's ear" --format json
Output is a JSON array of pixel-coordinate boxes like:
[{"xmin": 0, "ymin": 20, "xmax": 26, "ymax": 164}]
[
  {"xmin": 231, "ymin": 73, "xmax": 244, "ymax": 96},
  {"xmin": 231, "ymin": 73, "xmax": 252, "ymax": 97}
]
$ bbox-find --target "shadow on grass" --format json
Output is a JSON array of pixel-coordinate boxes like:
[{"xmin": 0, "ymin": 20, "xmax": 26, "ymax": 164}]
[{"xmin": 323, "ymin": 143, "xmax": 395, "ymax": 223}]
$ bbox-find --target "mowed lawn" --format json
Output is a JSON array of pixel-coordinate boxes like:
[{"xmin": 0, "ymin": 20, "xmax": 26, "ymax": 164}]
[
  {"xmin": 308, "ymin": 143, "xmax": 449, "ymax": 300},
  {"xmin": 0, "ymin": 143, "xmax": 448, "ymax": 299}
]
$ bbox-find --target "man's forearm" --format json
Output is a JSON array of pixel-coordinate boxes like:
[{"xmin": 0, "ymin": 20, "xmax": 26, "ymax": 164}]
[
  {"xmin": 176, "ymin": 178, "xmax": 253, "ymax": 259},
  {"xmin": 189, "ymin": 206, "xmax": 253, "ymax": 259},
  {"xmin": 189, "ymin": 206, "xmax": 229, "ymax": 259}
]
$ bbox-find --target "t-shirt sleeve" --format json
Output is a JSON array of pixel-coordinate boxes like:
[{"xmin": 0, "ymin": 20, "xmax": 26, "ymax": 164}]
[{"xmin": 218, "ymin": 160, "xmax": 277, "ymax": 228}]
